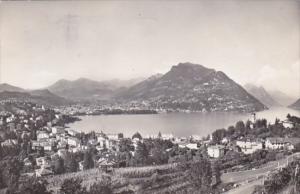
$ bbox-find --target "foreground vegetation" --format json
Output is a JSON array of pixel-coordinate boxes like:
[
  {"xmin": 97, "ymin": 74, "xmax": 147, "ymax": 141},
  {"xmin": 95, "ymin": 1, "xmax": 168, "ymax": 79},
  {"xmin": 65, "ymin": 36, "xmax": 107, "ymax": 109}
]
[{"xmin": 252, "ymin": 160, "xmax": 300, "ymax": 194}]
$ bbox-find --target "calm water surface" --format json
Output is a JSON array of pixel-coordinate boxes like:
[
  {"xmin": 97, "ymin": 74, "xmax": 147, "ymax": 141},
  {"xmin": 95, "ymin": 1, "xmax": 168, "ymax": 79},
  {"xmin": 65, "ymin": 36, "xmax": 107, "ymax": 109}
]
[{"xmin": 67, "ymin": 107, "xmax": 300, "ymax": 138}]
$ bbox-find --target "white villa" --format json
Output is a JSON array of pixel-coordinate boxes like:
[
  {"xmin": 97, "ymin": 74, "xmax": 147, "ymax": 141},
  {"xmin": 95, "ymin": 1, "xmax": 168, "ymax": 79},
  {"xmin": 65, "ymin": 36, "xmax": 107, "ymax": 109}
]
[
  {"xmin": 265, "ymin": 138, "xmax": 300, "ymax": 150},
  {"xmin": 207, "ymin": 145, "xmax": 225, "ymax": 158},
  {"xmin": 236, "ymin": 138, "xmax": 263, "ymax": 154}
]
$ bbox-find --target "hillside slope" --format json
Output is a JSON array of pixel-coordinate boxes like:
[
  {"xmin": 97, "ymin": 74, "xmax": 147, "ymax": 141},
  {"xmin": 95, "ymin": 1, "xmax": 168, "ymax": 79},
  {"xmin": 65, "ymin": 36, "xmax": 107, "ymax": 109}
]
[
  {"xmin": 244, "ymin": 84, "xmax": 280, "ymax": 108},
  {"xmin": 0, "ymin": 90, "xmax": 71, "ymax": 107},
  {"xmin": 116, "ymin": 62, "xmax": 266, "ymax": 112},
  {"xmin": 289, "ymin": 98, "xmax": 300, "ymax": 110}
]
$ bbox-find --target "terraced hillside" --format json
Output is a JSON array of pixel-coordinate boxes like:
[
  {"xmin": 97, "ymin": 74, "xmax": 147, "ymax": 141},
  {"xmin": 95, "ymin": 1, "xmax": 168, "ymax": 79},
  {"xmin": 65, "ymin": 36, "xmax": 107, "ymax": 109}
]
[{"xmin": 46, "ymin": 164, "xmax": 194, "ymax": 194}]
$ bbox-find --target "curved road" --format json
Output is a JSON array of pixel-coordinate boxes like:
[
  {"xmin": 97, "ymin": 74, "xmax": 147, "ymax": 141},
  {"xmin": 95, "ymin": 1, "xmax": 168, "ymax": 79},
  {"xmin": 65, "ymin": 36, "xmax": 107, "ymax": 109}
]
[{"xmin": 221, "ymin": 152, "xmax": 300, "ymax": 194}]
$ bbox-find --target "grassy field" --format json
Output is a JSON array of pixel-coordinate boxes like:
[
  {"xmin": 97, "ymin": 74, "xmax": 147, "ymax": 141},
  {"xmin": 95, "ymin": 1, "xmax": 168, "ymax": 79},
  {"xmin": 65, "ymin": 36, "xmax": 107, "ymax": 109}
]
[{"xmin": 46, "ymin": 163, "xmax": 193, "ymax": 194}]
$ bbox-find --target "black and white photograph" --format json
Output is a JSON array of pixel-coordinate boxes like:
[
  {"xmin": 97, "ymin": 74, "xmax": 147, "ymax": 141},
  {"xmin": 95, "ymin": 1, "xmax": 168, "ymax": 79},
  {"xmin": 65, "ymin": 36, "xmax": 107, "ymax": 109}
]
[{"xmin": 0, "ymin": 0, "xmax": 299, "ymax": 193}]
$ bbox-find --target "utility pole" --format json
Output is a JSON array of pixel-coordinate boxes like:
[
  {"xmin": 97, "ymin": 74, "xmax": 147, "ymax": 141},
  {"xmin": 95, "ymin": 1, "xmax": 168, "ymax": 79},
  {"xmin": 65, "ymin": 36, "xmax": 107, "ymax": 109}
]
[{"xmin": 295, "ymin": 164, "xmax": 299, "ymax": 192}]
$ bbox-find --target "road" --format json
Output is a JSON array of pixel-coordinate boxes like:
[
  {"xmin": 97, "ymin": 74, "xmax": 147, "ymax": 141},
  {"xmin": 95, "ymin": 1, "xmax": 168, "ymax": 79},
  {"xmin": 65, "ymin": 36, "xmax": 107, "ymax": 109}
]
[
  {"xmin": 221, "ymin": 152, "xmax": 300, "ymax": 194},
  {"xmin": 223, "ymin": 179, "xmax": 263, "ymax": 194}
]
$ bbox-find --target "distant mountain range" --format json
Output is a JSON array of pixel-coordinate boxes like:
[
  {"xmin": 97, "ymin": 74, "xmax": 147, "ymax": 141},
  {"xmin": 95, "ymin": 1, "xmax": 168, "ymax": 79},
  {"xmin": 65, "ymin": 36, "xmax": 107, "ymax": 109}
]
[
  {"xmin": 115, "ymin": 63, "xmax": 266, "ymax": 112},
  {"xmin": 244, "ymin": 84, "xmax": 280, "ymax": 108},
  {"xmin": 46, "ymin": 77, "xmax": 144, "ymax": 101},
  {"xmin": 0, "ymin": 84, "xmax": 71, "ymax": 106},
  {"xmin": 5, "ymin": 62, "xmax": 298, "ymax": 112},
  {"xmin": 0, "ymin": 83, "xmax": 25, "ymax": 93},
  {"xmin": 269, "ymin": 90, "xmax": 297, "ymax": 107},
  {"xmin": 47, "ymin": 78, "xmax": 116, "ymax": 101},
  {"xmin": 289, "ymin": 98, "xmax": 300, "ymax": 110}
]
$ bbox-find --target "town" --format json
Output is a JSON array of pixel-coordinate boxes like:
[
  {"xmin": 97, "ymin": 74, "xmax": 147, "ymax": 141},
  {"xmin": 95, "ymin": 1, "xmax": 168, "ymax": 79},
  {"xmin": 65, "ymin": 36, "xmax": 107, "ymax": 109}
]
[{"xmin": 0, "ymin": 99, "xmax": 300, "ymax": 194}]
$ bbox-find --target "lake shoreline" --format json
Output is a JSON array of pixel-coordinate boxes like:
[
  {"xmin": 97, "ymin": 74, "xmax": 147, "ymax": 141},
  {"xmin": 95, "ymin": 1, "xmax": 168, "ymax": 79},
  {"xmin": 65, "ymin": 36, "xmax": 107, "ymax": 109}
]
[{"xmin": 67, "ymin": 107, "xmax": 300, "ymax": 138}]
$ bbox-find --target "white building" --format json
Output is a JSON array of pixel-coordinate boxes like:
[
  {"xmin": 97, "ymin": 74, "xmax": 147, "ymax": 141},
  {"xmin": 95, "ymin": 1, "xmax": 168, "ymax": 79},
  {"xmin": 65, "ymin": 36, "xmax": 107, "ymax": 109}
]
[
  {"xmin": 265, "ymin": 138, "xmax": 300, "ymax": 150},
  {"xmin": 57, "ymin": 149, "xmax": 68, "ymax": 158},
  {"xmin": 185, "ymin": 143, "xmax": 199, "ymax": 150},
  {"xmin": 35, "ymin": 157, "xmax": 50, "ymax": 167},
  {"xmin": 43, "ymin": 143, "xmax": 53, "ymax": 151},
  {"xmin": 67, "ymin": 129, "xmax": 80, "ymax": 137},
  {"xmin": 282, "ymin": 121, "xmax": 294, "ymax": 129},
  {"xmin": 107, "ymin": 133, "xmax": 119, "ymax": 140},
  {"xmin": 161, "ymin": 134, "xmax": 174, "ymax": 140},
  {"xmin": 266, "ymin": 138, "xmax": 286, "ymax": 150},
  {"xmin": 52, "ymin": 126, "xmax": 65, "ymax": 134},
  {"xmin": 97, "ymin": 136, "xmax": 110, "ymax": 149},
  {"xmin": 236, "ymin": 138, "xmax": 263, "ymax": 154},
  {"xmin": 207, "ymin": 145, "xmax": 225, "ymax": 158},
  {"xmin": 35, "ymin": 168, "xmax": 53, "ymax": 177},
  {"xmin": 37, "ymin": 131, "xmax": 49, "ymax": 140},
  {"xmin": 67, "ymin": 137, "xmax": 81, "ymax": 147}
]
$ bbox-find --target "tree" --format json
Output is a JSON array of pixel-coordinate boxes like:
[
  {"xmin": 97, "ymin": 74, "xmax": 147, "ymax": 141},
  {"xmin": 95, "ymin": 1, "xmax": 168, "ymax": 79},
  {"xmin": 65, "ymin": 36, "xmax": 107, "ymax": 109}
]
[
  {"xmin": 88, "ymin": 176, "xmax": 112, "ymax": 194},
  {"xmin": 1, "ymin": 158, "xmax": 23, "ymax": 189},
  {"xmin": 118, "ymin": 133, "xmax": 124, "ymax": 139},
  {"xmin": 227, "ymin": 126, "xmax": 235, "ymax": 137},
  {"xmin": 60, "ymin": 178, "xmax": 86, "ymax": 194},
  {"xmin": 275, "ymin": 118, "xmax": 280, "ymax": 125},
  {"xmin": 119, "ymin": 138, "xmax": 133, "ymax": 153},
  {"xmin": 211, "ymin": 129, "xmax": 226, "ymax": 144},
  {"xmin": 54, "ymin": 157, "xmax": 65, "ymax": 174},
  {"xmin": 212, "ymin": 161, "xmax": 221, "ymax": 185},
  {"xmin": 37, "ymin": 147, "xmax": 45, "ymax": 157},
  {"xmin": 83, "ymin": 150, "xmax": 94, "ymax": 170},
  {"xmin": 188, "ymin": 159, "xmax": 212, "ymax": 193},
  {"xmin": 64, "ymin": 153, "xmax": 78, "ymax": 173},
  {"xmin": 132, "ymin": 132, "xmax": 142, "ymax": 140},
  {"xmin": 0, "ymin": 144, "xmax": 3, "ymax": 159},
  {"xmin": 134, "ymin": 141, "xmax": 149, "ymax": 166},
  {"xmin": 151, "ymin": 140, "xmax": 169, "ymax": 165},
  {"xmin": 158, "ymin": 131, "xmax": 162, "ymax": 139},
  {"xmin": 255, "ymin": 119, "xmax": 267, "ymax": 128},
  {"xmin": 235, "ymin": 121, "xmax": 246, "ymax": 135},
  {"xmin": 16, "ymin": 178, "xmax": 52, "ymax": 194},
  {"xmin": 245, "ymin": 120, "xmax": 252, "ymax": 130}
]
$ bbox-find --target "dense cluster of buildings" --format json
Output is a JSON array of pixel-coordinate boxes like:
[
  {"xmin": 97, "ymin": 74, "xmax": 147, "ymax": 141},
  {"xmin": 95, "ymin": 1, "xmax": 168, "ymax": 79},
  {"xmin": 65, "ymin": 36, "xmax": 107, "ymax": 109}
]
[
  {"xmin": 1, "ymin": 100, "xmax": 300, "ymax": 180},
  {"xmin": 206, "ymin": 134, "xmax": 300, "ymax": 159}
]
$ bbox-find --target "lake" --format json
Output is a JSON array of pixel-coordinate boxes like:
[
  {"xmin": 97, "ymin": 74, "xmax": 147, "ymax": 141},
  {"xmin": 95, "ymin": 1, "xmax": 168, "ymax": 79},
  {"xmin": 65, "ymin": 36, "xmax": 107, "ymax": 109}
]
[{"xmin": 67, "ymin": 107, "xmax": 300, "ymax": 138}]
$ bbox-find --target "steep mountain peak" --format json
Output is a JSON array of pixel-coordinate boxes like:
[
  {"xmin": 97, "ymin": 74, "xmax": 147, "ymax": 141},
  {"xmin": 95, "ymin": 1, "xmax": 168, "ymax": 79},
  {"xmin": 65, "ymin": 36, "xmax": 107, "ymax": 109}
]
[
  {"xmin": 164, "ymin": 63, "xmax": 215, "ymax": 81},
  {"xmin": 172, "ymin": 62, "xmax": 214, "ymax": 72},
  {"xmin": 117, "ymin": 63, "xmax": 266, "ymax": 112}
]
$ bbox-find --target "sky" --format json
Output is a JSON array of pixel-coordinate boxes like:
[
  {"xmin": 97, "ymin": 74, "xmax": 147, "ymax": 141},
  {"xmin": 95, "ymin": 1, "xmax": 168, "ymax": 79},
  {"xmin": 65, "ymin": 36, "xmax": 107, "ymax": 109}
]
[{"xmin": 0, "ymin": 0, "xmax": 299, "ymax": 98}]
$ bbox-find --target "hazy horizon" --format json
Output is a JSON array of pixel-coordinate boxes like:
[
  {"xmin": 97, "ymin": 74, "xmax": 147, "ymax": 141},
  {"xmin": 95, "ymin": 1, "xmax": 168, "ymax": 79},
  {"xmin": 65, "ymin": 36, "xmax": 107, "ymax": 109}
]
[{"xmin": 0, "ymin": 0, "xmax": 299, "ymax": 98}]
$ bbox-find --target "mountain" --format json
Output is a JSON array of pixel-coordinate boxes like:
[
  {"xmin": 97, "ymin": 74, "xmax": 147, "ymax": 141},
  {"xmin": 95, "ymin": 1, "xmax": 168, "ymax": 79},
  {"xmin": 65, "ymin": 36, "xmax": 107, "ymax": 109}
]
[
  {"xmin": 47, "ymin": 78, "xmax": 118, "ymax": 100},
  {"xmin": 0, "ymin": 90, "xmax": 71, "ymax": 106},
  {"xmin": 244, "ymin": 84, "xmax": 280, "ymax": 108},
  {"xmin": 116, "ymin": 62, "xmax": 267, "ymax": 112},
  {"xmin": 289, "ymin": 98, "xmax": 300, "ymax": 110},
  {"xmin": 0, "ymin": 83, "xmax": 25, "ymax": 92},
  {"xmin": 103, "ymin": 77, "xmax": 146, "ymax": 88},
  {"xmin": 269, "ymin": 90, "xmax": 297, "ymax": 107},
  {"xmin": 29, "ymin": 89, "xmax": 71, "ymax": 106}
]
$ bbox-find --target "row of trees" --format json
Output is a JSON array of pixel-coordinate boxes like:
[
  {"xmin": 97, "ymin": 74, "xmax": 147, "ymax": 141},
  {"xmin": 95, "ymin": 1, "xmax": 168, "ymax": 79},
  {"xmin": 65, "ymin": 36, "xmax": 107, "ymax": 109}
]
[
  {"xmin": 116, "ymin": 137, "xmax": 174, "ymax": 167},
  {"xmin": 210, "ymin": 117, "xmax": 300, "ymax": 144},
  {"xmin": 5, "ymin": 176, "xmax": 113, "ymax": 194}
]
